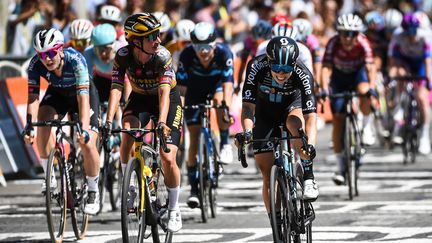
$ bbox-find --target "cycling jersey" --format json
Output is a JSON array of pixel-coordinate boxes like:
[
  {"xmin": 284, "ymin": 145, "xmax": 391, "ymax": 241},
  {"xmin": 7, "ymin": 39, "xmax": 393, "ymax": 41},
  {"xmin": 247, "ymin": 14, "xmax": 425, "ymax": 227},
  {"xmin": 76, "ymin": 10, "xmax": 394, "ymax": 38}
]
[
  {"xmin": 83, "ymin": 41, "xmax": 123, "ymax": 79},
  {"xmin": 177, "ymin": 42, "xmax": 234, "ymax": 124},
  {"xmin": 242, "ymin": 54, "xmax": 316, "ymax": 154},
  {"xmin": 27, "ymin": 47, "xmax": 99, "ymax": 131},
  {"xmin": 323, "ymin": 33, "xmax": 374, "ymax": 73},
  {"xmin": 256, "ymin": 40, "xmax": 313, "ymax": 72},
  {"xmin": 305, "ymin": 35, "xmax": 322, "ymax": 63},
  {"xmin": 112, "ymin": 45, "xmax": 176, "ymax": 95},
  {"xmin": 28, "ymin": 47, "xmax": 90, "ymax": 95},
  {"xmin": 388, "ymin": 28, "xmax": 432, "ymax": 61}
]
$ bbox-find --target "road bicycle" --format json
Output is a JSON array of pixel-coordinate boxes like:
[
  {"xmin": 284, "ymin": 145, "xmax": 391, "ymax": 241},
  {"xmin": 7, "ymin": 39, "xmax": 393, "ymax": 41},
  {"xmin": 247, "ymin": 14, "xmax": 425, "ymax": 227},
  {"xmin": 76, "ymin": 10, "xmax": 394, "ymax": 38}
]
[
  {"xmin": 183, "ymin": 100, "xmax": 231, "ymax": 223},
  {"xmin": 23, "ymin": 114, "xmax": 89, "ymax": 242},
  {"xmin": 392, "ymin": 76, "xmax": 424, "ymax": 164},
  {"xmin": 329, "ymin": 92, "xmax": 366, "ymax": 200},
  {"xmin": 98, "ymin": 103, "xmax": 122, "ymax": 213},
  {"xmin": 236, "ymin": 127, "xmax": 315, "ymax": 243},
  {"xmin": 118, "ymin": 116, "xmax": 173, "ymax": 243}
]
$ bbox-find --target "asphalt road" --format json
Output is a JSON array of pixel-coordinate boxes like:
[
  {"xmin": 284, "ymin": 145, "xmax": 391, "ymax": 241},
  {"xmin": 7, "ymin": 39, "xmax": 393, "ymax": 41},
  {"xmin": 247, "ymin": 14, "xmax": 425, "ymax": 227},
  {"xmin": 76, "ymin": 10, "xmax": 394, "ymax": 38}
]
[{"xmin": 0, "ymin": 124, "xmax": 432, "ymax": 243}]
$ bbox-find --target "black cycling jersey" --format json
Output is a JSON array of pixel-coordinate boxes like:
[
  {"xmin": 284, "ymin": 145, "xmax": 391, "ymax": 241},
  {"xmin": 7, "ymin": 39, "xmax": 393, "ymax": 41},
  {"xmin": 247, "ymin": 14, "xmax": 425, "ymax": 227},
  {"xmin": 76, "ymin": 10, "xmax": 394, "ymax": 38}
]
[{"xmin": 242, "ymin": 54, "xmax": 317, "ymax": 114}]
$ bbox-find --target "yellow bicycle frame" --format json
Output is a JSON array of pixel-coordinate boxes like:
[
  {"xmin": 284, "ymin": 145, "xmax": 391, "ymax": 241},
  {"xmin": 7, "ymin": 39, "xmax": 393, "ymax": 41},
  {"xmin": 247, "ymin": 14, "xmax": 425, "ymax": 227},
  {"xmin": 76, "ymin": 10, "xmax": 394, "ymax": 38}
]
[{"xmin": 133, "ymin": 140, "xmax": 147, "ymax": 214}]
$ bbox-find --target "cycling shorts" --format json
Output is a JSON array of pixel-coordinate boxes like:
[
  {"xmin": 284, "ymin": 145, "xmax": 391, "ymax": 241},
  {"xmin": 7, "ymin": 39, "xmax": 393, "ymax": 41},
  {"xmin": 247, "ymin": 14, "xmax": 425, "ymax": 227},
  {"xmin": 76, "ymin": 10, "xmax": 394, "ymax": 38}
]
[
  {"xmin": 123, "ymin": 88, "xmax": 182, "ymax": 146},
  {"xmin": 330, "ymin": 66, "xmax": 368, "ymax": 114},
  {"xmin": 253, "ymin": 93, "xmax": 302, "ymax": 155},
  {"xmin": 40, "ymin": 83, "xmax": 100, "ymax": 132},
  {"xmin": 395, "ymin": 57, "xmax": 428, "ymax": 87},
  {"xmin": 93, "ymin": 75, "xmax": 112, "ymax": 104}
]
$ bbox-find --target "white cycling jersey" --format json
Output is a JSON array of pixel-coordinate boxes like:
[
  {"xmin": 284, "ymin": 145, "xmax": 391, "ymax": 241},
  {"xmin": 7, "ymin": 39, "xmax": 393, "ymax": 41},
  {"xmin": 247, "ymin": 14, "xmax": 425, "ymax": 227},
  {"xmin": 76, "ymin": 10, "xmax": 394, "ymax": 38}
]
[{"xmin": 256, "ymin": 40, "xmax": 313, "ymax": 72}]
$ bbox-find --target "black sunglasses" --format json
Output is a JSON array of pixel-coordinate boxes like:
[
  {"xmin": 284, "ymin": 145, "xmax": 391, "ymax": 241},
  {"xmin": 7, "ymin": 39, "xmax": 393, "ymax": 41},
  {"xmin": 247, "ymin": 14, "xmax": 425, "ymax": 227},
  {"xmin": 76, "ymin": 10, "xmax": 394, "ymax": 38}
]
[{"xmin": 339, "ymin": 31, "xmax": 359, "ymax": 38}]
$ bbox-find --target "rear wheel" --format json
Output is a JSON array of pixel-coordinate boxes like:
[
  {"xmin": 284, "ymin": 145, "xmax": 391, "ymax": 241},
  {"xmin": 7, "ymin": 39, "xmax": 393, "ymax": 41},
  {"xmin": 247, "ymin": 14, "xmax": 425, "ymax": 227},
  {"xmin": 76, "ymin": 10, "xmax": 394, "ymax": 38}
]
[
  {"xmin": 98, "ymin": 148, "xmax": 107, "ymax": 213},
  {"xmin": 344, "ymin": 117, "xmax": 355, "ymax": 200},
  {"xmin": 209, "ymin": 140, "xmax": 218, "ymax": 218},
  {"xmin": 293, "ymin": 163, "xmax": 312, "ymax": 243},
  {"xmin": 269, "ymin": 165, "xmax": 290, "ymax": 243},
  {"xmin": 108, "ymin": 152, "xmax": 122, "ymax": 211},
  {"xmin": 121, "ymin": 158, "xmax": 145, "ymax": 242},
  {"xmin": 152, "ymin": 161, "xmax": 173, "ymax": 242},
  {"xmin": 70, "ymin": 149, "xmax": 89, "ymax": 240},
  {"xmin": 45, "ymin": 149, "xmax": 67, "ymax": 243}
]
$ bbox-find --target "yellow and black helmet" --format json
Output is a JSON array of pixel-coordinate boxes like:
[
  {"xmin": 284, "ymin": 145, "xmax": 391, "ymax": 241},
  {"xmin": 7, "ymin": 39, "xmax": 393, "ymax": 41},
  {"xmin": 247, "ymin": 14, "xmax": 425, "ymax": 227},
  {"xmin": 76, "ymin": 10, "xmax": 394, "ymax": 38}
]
[{"xmin": 124, "ymin": 12, "xmax": 161, "ymax": 42}]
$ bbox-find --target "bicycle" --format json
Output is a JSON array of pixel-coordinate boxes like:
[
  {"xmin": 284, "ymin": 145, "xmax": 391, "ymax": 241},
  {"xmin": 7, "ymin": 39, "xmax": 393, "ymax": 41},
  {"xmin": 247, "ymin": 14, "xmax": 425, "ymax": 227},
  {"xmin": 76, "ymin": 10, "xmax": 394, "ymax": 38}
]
[
  {"xmin": 183, "ymin": 100, "xmax": 231, "ymax": 223},
  {"xmin": 98, "ymin": 102, "xmax": 122, "ymax": 213},
  {"xmin": 236, "ymin": 127, "xmax": 315, "ymax": 243},
  {"xmin": 23, "ymin": 114, "xmax": 89, "ymax": 242},
  {"xmin": 118, "ymin": 116, "xmax": 173, "ymax": 243},
  {"xmin": 329, "ymin": 92, "xmax": 366, "ymax": 200},
  {"xmin": 391, "ymin": 76, "xmax": 424, "ymax": 164}
]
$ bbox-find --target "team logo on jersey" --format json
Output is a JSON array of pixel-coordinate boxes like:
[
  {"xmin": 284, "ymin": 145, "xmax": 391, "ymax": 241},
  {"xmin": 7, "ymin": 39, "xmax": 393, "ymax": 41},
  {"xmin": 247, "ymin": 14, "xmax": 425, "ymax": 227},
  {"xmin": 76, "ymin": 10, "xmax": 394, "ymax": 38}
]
[
  {"xmin": 118, "ymin": 47, "xmax": 128, "ymax": 56},
  {"xmin": 306, "ymin": 100, "xmax": 313, "ymax": 108},
  {"xmin": 244, "ymin": 90, "xmax": 252, "ymax": 97},
  {"xmin": 226, "ymin": 58, "xmax": 233, "ymax": 66}
]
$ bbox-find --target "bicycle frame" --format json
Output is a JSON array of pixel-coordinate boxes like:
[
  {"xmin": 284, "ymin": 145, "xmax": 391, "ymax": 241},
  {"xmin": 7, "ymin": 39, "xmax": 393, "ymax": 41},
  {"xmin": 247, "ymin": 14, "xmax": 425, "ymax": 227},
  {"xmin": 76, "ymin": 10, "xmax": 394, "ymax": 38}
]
[{"xmin": 199, "ymin": 106, "xmax": 217, "ymax": 186}]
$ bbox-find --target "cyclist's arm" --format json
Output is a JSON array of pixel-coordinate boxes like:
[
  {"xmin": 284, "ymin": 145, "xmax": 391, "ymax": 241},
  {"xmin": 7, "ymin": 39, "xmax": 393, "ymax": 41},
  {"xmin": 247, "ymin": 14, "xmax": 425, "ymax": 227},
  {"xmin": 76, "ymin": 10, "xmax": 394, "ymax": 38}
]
[
  {"xmin": 27, "ymin": 94, "xmax": 39, "ymax": 123},
  {"xmin": 365, "ymin": 62, "xmax": 377, "ymax": 89},
  {"xmin": 158, "ymin": 85, "xmax": 170, "ymax": 124},
  {"xmin": 157, "ymin": 48, "xmax": 176, "ymax": 124},
  {"xmin": 304, "ymin": 113, "xmax": 317, "ymax": 146},
  {"xmin": 177, "ymin": 85, "xmax": 187, "ymax": 106},
  {"xmin": 221, "ymin": 45, "xmax": 234, "ymax": 106},
  {"xmin": 425, "ymin": 57, "xmax": 432, "ymax": 82},
  {"xmin": 74, "ymin": 53, "xmax": 91, "ymax": 130},
  {"xmin": 320, "ymin": 63, "xmax": 332, "ymax": 91},
  {"xmin": 77, "ymin": 94, "xmax": 90, "ymax": 130},
  {"xmin": 107, "ymin": 51, "xmax": 126, "ymax": 123},
  {"xmin": 27, "ymin": 57, "xmax": 41, "ymax": 122},
  {"xmin": 241, "ymin": 102, "xmax": 255, "ymax": 131}
]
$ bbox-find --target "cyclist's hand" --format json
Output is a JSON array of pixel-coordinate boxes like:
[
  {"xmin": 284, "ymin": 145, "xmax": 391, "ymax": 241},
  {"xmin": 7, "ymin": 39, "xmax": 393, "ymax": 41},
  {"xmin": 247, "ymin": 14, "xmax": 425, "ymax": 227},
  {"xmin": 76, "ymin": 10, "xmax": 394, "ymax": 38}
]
[
  {"xmin": 156, "ymin": 122, "xmax": 171, "ymax": 137},
  {"xmin": 23, "ymin": 127, "xmax": 35, "ymax": 145},
  {"xmin": 301, "ymin": 144, "xmax": 316, "ymax": 160},
  {"xmin": 234, "ymin": 85, "xmax": 241, "ymax": 95},
  {"xmin": 367, "ymin": 88, "xmax": 378, "ymax": 98},
  {"xmin": 77, "ymin": 130, "xmax": 90, "ymax": 145},
  {"xmin": 234, "ymin": 130, "xmax": 252, "ymax": 148},
  {"xmin": 102, "ymin": 121, "xmax": 112, "ymax": 140}
]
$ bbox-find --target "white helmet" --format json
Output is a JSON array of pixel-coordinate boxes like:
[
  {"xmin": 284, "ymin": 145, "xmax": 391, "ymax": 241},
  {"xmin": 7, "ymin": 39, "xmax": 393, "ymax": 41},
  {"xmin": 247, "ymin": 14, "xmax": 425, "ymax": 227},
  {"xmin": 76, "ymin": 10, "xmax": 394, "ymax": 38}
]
[
  {"xmin": 174, "ymin": 19, "xmax": 195, "ymax": 41},
  {"xmin": 414, "ymin": 11, "xmax": 431, "ymax": 29},
  {"xmin": 99, "ymin": 5, "xmax": 122, "ymax": 23},
  {"xmin": 384, "ymin": 9, "xmax": 403, "ymax": 30},
  {"xmin": 293, "ymin": 18, "xmax": 313, "ymax": 39},
  {"xmin": 33, "ymin": 28, "xmax": 64, "ymax": 52},
  {"xmin": 153, "ymin": 11, "xmax": 171, "ymax": 33},
  {"xmin": 69, "ymin": 19, "xmax": 94, "ymax": 40},
  {"xmin": 272, "ymin": 22, "xmax": 299, "ymax": 40},
  {"xmin": 336, "ymin": 13, "xmax": 364, "ymax": 31}
]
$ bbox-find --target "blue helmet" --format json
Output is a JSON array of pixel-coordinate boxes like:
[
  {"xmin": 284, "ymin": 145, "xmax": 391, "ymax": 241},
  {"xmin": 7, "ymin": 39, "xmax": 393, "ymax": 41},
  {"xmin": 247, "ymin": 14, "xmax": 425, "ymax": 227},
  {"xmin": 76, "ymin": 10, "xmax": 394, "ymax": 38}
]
[
  {"xmin": 252, "ymin": 20, "xmax": 272, "ymax": 40},
  {"xmin": 91, "ymin": 23, "xmax": 117, "ymax": 46}
]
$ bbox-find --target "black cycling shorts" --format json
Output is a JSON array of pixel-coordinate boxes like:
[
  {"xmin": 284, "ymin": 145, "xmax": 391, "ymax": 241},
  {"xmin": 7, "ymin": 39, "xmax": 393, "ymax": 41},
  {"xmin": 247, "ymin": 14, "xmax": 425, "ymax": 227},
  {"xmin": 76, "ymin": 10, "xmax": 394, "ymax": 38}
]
[
  {"xmin": 40, "ymin": 83, "xmax": 100, "ymax": 132},
  {"xmin": 93, "ymin": 75, "xmax": 112, "ymax": 104},
  {"xmin": 253, "ymin": 93, "xmax": 301, "ymax": 154},
  {"xmin": 123, "ymin": 88, "xmax": 183, "ymax": 147}
]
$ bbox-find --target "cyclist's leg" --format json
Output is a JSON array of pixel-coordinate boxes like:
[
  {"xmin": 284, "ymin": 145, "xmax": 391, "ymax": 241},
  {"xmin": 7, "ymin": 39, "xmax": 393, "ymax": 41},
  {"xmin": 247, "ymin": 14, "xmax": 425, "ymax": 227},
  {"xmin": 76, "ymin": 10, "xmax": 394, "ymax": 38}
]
[
  {"xmin": 185, "ymin": 124, "xmax": 200, "ymax": 207},
  {"xmin": 414, "ymin": 61, "xmax": 431, "ymax": 154},
  {"xmin": 255, "ymin": 152, "xmax": 274, "ymax": 213},
  {"xmin": 355, "ymin": 66, "xmax": 375, "ymax": 145},
  {"xmin": 214, "ymin": 82, "xmax": 234, "ymax": 164}
]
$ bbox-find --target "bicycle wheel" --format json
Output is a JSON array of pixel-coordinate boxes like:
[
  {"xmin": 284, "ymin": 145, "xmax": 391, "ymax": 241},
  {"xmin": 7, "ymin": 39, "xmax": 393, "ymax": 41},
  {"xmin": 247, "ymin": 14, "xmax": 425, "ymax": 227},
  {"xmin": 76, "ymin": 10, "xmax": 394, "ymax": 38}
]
[
  {"xmin": 121, "ymin": 158, "xmax": 146, "ymax": 242},
  {"xmin": 152, "ymin": 162, "xmax": 173, "ymax": 243},
  {"xmin": 108, "ymin": 152, "xmax": 122, "ymax": 211},
  {"xmin": 292, "ymin": 162, "xmax": 312, "ymax": 243},
  {"xmin": 198, "ymin": 132, "xmax": 209, "ymax": 223},
  {"xmin": 98, "ymin": 147, "xmax": 108, "ymax": 214},
  {"xmin": 70, "ymin": 149, "xmax": 89, "ymax": 240},
  {"xmin": 45, "ymin": 149, "xmax": 67, "ymax": 243},
  {"xmin": 209, "ymin": 137, "xmax": 218, "ymax": 219},
  {"xmin": 269, "ymin": 165, "xmax": 290, "ymax": 243},
  {"xmin": 344, "ymin": 116, "xmax": 355, "ymax": 200}
]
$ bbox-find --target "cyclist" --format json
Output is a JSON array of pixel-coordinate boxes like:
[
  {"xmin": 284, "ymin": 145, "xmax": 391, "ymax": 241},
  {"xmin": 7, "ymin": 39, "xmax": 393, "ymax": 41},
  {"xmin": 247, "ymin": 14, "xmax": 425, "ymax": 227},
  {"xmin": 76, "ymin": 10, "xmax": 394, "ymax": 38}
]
[
  {"xmin": 166, "ymin": 19, "xmax": 196, "ymax": 70},
  {"xmin": 104, "ymin": 13, "xmax": 183, "ymax": 232},
  {"xmin": 388, "ymin": 13, "xmax": 432, "ymax": 155},
  {"xmin": 320, "ymin": 13, "xmax": 377, "ymax": 185},
  {"xmin": 23, "ymin": 28, "xmax": 101, "ymax": 215},
  {"xmin": 176, "ymin": 21, "xmax": 234, "ymax": 208},
  {"xmin": 68, "ymin": 19, "xmax": 94, "ymax": 53},
  {"xmin": 236, "ymin": 36, "xmax": 319, "ymax": 223},
  {"xmin": 96, "ymin": 5, "xmax": 125, "ymax": 42},
  {"xmin": 153, "ymin": 11, "xmax": 174, "ymax": 46}
]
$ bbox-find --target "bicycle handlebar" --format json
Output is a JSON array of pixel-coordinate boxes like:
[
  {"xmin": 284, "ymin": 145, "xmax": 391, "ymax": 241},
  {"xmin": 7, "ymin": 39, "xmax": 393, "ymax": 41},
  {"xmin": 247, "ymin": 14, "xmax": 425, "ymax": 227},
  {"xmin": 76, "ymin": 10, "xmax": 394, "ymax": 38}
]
[
  {"xmin": 22, "ymin": 114, "xmax": 82, "ymax": 138},
  {"xmin": 183, "ymin": 100, "xmax": 233, "ymax": 124},
  {"xmin": 111, "ymin": 127, "xmax": 171, "ymax": 153},
  {"xmin": 235, "ymin": 128, "xmax": 309, "ymax": 168}
]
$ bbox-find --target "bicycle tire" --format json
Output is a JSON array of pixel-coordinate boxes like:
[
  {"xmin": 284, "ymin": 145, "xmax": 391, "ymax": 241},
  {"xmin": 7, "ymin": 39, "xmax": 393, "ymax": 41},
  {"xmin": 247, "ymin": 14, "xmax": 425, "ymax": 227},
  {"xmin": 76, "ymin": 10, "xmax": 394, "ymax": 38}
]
[
  {"xmin": 293, "ymin": 162, "xmax": 312, "ymax": 243},
  {"xmin": 98, "ymin": 147, "xmax": 107, "ymax": 214},
  {"xmin": 269, "ymin": 165, "xmax": 290, "ymax": 243},
  {"xmin": 108, "ymin": 154, "xmax": 122, "ymax": 211},
  {"xmin": 198, "ymin": 132, "xmax": 209, "ymax": 223},
  {"xmin": 45, "ymin": 149, "xmax": 67, "ymax": 243},
  {"xmin": 70, "ymin": 149, "xmax": 89, "ymax": 240},
  {"xmin": 209, "ymin": 135, "xmax": 218, "ymax": 219},
  {"xmin": 344, "ymin": 116, "xmax": 354, "ymax": 200},
  {"xmin": 121, "ymin": 158, "xmax": 146, "ymax": 242}
]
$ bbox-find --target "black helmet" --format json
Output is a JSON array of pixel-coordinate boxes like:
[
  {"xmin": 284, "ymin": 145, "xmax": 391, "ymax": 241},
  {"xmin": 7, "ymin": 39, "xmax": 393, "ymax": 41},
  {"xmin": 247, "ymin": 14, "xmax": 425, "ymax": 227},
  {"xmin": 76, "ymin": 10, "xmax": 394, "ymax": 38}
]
[
  {"xmin": 124, "ymin": 12, "xmax": 161, "ymax": 42},
  {"xmin": 266, "ymin": 36, "xmax": 299, "ymax": 66}
]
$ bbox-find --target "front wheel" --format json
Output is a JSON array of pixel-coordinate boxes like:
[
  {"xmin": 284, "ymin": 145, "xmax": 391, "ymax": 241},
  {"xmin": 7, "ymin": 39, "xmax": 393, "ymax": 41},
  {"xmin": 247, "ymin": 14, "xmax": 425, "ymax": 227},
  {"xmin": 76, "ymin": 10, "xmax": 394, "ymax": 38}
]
[
  {"xmin": 107, "ymin": 152, "xmax": 122, "ymax": 211},
  {"xmin": 45, "ymin": 149, "xmax": 67, "ymax": 243},
  {"xmin": 269, "ymin": 165, "xmax": 290, "ymax": 243},
  {"xmin": 198, "ymin": 132, "xmax": 209, "ymax": 223},
  {"xmin": 121, "ymin": 158, "xmax": 145, "ymax": 242}
]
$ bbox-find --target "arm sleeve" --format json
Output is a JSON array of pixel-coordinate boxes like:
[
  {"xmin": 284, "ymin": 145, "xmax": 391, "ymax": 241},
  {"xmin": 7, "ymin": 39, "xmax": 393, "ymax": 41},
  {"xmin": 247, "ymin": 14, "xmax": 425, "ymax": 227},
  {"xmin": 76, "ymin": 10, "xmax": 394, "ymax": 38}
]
[
  {"xmin": 157, "ymin": 47, "xmax": 176, "ymax": 88},
  {"xmin": 242, "ymin": 59, "xmax": 258, "ymax": 104},
  {"xmin": 322, "ymin": 36, "xmax": 336, "ymax": 65},
  {"xmin": 111, "ymin": 47, "xmax": 128, "ymax": 90},
  {"xmin": 176, "ymin": 50, "xmax": 189, "ymax": 86},
  {"xmin": 27, "ymin": 56, "xmax": 41, "ymax": 95},
  {"xmin": 220, "ymin": 46, "xmax": 234, "ymax": 83},
  {"xmin": 295, "ymin": 64, "xmax": 317, "ymax": 114},
  {"xmin": 83, "ymin": 49, "xmax": 94, "ymax": 78},
  {"xmin": 73, "ymin": 53, "xmax": 90, "ymax": 95}
]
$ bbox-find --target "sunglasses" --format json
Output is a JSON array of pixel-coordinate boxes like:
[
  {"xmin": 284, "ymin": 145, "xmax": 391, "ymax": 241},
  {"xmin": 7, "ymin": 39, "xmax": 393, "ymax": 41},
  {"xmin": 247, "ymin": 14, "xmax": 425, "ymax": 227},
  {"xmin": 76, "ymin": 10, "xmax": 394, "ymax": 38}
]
[
  {"xmin": 71, "ymin": 39, "xmax": 90, "ymax": 48},
  {"xmin": 405, "ymin": 27, "xmax": 418, "ymax": 36},
  {"xmin": 144, "ymin": 30, "xmax": 160, "ymax": 42},
  {"xmin": 193, "ymin": 43, "xmax": 215, "ymax": 53},
  {"xmin": 95, "ymin": 44, "xmax": 114, "ymax": 54},
  {"xmin": 270, "ymin": 63, "xmax": 294, "ymax": 73},
  {"xmin": 339, "ymin": 31, "xmax": 359, "ymax": 38},
  {"xmin": 37, "ymin": 45, "xmax": 62, "ymax": 60}
]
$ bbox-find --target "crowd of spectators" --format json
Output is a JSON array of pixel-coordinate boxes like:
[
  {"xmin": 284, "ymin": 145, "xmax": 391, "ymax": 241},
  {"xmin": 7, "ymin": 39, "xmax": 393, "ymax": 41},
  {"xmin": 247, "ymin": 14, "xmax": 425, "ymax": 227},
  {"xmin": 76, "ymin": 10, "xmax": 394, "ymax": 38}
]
[{"xmin": 3, "ymin": 0, "xmax": 432, "ymax": 57}]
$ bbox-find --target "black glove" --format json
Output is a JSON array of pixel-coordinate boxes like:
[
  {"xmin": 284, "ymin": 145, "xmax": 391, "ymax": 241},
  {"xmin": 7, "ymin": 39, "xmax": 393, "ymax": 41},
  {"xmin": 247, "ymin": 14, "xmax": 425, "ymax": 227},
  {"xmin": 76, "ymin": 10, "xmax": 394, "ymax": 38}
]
[
  {"xmin": 319, "ymin": 89, "xmax": 328, "ymax": 100},
  {"xmin": 367, "ymin": 88, "xmax": 378, "ymax": 98},
  {"xmin": 235, "ymin": 129, "xmax": 252, "ymax": 145},
  {"xmin": 301, "ymin": 144, "xmax": 316, "ymax": 160},
  {"xmin": 102, "ymin": 121, "xmax": 112, "ymax": 143},
  {"xmin": 156, "ymin": 122, "xmax": 171, "ymax": 137}
]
